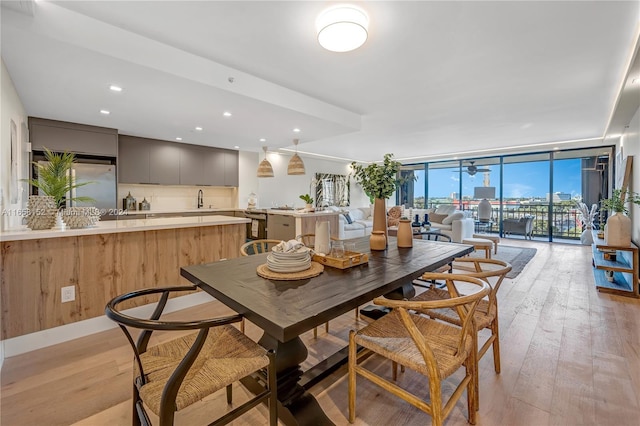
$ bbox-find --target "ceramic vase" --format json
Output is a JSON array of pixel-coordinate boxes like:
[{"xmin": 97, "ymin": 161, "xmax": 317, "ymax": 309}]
[
  {"xmin": 397, "ymin": 219, "xmax": 413, "ymax": 248},
  {"xmin": 604, "ymin": 212, "xmax": 631, "ymax": 247},
  {"xmin": 372, "ymin": 198, "xmax": 387, "ymax": 247},
  {"xmin": 370, "ymin": 231, "xmax": 387, "ymax": 251},
  {"xmin": 26, "ymin": 195, "xmax": 57, "ymax": 230}
]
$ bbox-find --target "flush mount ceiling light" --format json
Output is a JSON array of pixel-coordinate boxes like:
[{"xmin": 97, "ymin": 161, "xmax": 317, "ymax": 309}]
[
  {"xmin": 257, "ymin": 146, "xmax": 274, "ymax": 178},
  {"xmin": 287, "ymin": 139, "xmax": 306, "ymax": 175},
  {"xmin": 316, "ymin": 5, "xmax": 369, "ymax": 52}
]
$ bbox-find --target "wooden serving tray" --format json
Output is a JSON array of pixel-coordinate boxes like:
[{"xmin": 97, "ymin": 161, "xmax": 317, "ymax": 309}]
[{"xmin": 312, "ymin": 251, "xmax": 369, "ymax": 269}]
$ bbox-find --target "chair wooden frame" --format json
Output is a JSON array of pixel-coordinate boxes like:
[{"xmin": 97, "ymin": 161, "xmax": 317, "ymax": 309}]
[
  {"xmin": 410, "ymin": 258, "xmax": 512, "ymax": 408},
  {"xmin": 348, "ymin": 274, "xmax": 490, "ymax": 426},
  {"xmin": 240, "ymin": 239, "xmax": 282, "ymax": 256},
  {"xmin": 105, "ymin": 286, "xmax": 277, "ymax": 426}
]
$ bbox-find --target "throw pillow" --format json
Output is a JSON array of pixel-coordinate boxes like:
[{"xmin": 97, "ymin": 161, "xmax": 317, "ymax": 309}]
[
  {"xmin": 387, "ymin": 206, "xmax": 402, "ymax": 227},
  {"xmin": 435, "ymin": 205, "xmax": 456, "ymax": 215},
  {"xmin": 343, "ymin": 212, "xmax": 353, "ymax": 224},
  {"xmin": 429, "ymin": 213, "xmax": 448, "ymax": 224},
  {"xmin": 442, "ymin": 212, "xmax": 464, "ymax": 225}
]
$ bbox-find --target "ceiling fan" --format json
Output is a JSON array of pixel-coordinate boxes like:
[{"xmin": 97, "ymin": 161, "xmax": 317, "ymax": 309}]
[{"xmin": 453, "ymin": 161, "xmax": 491, "ymax": 176}]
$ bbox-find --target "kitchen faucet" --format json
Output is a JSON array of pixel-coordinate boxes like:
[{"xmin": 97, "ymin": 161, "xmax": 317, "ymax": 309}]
[{"xmin": 197, "ymin": 189, "xmax": 203, "ymax": 209}]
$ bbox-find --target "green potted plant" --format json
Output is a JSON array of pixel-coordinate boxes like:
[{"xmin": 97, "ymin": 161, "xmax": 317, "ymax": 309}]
[
  {"xmin": 350, "ymin": 154, "xmax": 415, "ymax": 248},
  {"xmin": 601, "ymin": 188, "xmax": 640, "ymax": 247},
  {"xmin": 24, "ymin": 148, "xmax": 94, "ymax": 230},
  {"xmin": 299, "ymin": 193, "xmax": 314, "ymax": 209}
]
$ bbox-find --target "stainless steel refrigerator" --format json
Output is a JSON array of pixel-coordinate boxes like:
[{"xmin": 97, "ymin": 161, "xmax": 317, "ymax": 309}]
[{"xmin": 38, "ymin": 160, "xmax": 117, "ymax": 219}]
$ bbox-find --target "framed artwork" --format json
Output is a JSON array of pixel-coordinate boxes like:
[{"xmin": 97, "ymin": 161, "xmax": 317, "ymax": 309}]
[{"xmin": 10, "ymin": 119, "xmax": 18, "ymax": 204}]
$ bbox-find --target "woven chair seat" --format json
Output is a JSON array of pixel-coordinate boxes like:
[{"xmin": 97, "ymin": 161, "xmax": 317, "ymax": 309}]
[
  {"xmin": 355, "ymin": 309, "xmax": 473, "ymax": 378},
  {"xmin": 413, "ymin": 288, "xmax": 495, "ymax": 330},
  {"xmin": 138, "ymin": 325, "xmax": 269, "ymax": 415}
]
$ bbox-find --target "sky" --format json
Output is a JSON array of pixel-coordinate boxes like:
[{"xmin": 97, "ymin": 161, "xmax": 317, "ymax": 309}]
[{"xmin": 414, "ymin": 159, "xmax": 583, "ymax": 199}]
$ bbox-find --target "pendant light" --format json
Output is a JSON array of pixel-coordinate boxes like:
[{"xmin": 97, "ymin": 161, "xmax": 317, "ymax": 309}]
[
  {"xmin": 257, "ymin": 146, "xmax": 274, "ymax": 178},
  {"xmin": 287, "ymin": 139, "xmax": 306, "ymax": 175}
]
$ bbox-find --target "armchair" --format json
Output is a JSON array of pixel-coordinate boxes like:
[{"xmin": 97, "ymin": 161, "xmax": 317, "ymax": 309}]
[{"xmin": 502, "ymin": 215, "xmax": 534, "ymax": 239}]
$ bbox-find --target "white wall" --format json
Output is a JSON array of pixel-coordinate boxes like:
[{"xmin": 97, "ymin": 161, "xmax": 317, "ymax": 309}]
[
  {"xmin": 620, "ymin": 106, "xmax": 640, "ymax": 243},
  {"xmin": 0, "ymin": 58, "xmax": 30, "ymax": 368},
  {"xmin": 248, "ymin": 151, "xmax": 370, "ymax": 209}
]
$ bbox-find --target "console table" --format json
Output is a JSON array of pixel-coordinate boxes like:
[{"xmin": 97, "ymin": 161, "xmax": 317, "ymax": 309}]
[{"xmin": 591, "ymin": 230, "xmax": 639, "ymax": 298}]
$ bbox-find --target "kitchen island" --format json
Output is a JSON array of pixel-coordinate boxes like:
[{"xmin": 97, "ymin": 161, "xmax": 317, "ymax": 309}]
[
  {"xmin": 265, "ymin": 209, "xmax": 339, "ymax": 241},
  {"xmin": 0, "ymin": 215, "xmax": 248, "ymax": 339}
]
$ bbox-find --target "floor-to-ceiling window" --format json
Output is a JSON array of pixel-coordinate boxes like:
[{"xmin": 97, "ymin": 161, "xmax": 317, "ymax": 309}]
[{"xmin": 397, "ymin": 146, "xmax": 612, "ymax": 242}]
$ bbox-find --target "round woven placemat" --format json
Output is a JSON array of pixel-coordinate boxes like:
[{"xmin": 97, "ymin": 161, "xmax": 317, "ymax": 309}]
[{"xmin": 257, "ymin": 261, "xmax": 324, "ymax": 281}]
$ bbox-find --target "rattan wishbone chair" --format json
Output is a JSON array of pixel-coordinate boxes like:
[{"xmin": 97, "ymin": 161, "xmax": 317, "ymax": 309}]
[
  {"xmin": 240, "ymin": 239, "xmax": 282, "ymax": 256},
  {"xmin": 409, "ymin": 257, "xmax": 512, "ymax": 409},
  {"xmin": 105, "ymin": 286, "xmax": 277, "ymax": 426},
  {"xmin": 348, "ymin": 274, "xmax": 490, "ymax": 426}
]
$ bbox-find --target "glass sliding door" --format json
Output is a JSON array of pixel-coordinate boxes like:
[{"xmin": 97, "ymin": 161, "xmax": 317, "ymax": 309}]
[
  {"xmin": 552, "ymin": 148, "xmax": 611, "ymax": 241},
  {"xmin": 460, "ymin": 157, "xmax": 501, "ymax": 227},
  {"xmin": 502, "ymin": 153, "xmax": 551, "ymax": 240},
  {"xmin": 397, "ymin": 164, "xmax": 426, "ymax": 208},
  {"xmin": 427, "ymin": 160, "xmax": 462, "ymax": 210}
]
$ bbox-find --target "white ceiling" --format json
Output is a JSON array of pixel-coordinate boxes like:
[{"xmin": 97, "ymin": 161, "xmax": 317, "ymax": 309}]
[{"xmin": 2, "ymin": 1, "xmax": 639, "ymax": 163}]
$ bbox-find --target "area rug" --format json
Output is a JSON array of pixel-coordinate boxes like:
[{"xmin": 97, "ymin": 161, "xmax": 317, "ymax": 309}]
[{"xmin": 470, "ymin": 245, "xmax": 537, "ymax": 278}]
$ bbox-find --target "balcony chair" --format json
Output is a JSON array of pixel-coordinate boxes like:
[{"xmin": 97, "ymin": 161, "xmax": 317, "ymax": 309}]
[
  {"xmin": 105, "ymin": 286, "xmax": 277, "ymax": 426},
  {"xmin": 408, "ymin": 258, "xmax": 512, "ymax": 408},
  {"xmin": 348, "ymin": 274, "xmax": 490, "ymax": 426},
  {"xmin": 502, "ymin": 215, "xmax": 534, "ymax": 239}
]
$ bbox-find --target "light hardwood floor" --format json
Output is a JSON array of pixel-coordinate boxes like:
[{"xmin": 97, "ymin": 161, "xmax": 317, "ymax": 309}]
[{"xmin": 2, "ymin": 239, "xmax": 640, "ymax": 425}]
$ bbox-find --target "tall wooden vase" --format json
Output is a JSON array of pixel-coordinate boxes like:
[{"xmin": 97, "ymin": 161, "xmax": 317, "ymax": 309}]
[
  {"xmin": 605, "ymin": 212, "xmax": 631, "ymax": 247},
  {"xmin": 372, "ymin": 198, "xmax": 387, "ymax": 248}
]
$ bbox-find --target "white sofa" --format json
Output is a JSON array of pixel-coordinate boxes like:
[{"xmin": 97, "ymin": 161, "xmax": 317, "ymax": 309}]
[
  {"xmin": 328, "ymin": 206, "xmax": 374, "ymax": 239},
  {"xmin": 330, "ymin": 204, "xmax": 474, "ymax": 243},
  {"xmin": 406, "ymin": 206, "xmax": 474, "ymax": 243}
]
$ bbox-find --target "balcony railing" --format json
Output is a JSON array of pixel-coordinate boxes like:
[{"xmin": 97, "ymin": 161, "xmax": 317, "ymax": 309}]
[{"xmin": 424, "ymin": 201, "xmax": 592, "ymax": 240}]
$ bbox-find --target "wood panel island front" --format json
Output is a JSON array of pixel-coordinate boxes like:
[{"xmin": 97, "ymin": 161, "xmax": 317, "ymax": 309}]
[{"xmin": 0, "ymin": 215, "xmax": 249, "ymax": 340}]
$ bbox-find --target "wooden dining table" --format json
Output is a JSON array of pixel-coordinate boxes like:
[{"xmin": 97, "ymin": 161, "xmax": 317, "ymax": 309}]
[{"xmin": 181, "ymin": 236, "xmax": 473, "ymax": 426}]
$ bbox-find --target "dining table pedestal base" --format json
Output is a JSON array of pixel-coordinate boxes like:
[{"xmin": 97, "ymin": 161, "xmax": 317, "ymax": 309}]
[{"xmin": 241, "ymin": 333, "xmax": 335, "ymax": 426}]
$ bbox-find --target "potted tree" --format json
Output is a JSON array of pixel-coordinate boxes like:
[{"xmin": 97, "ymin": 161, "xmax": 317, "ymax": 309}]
[
  {"xmin": 350, "ymin": 153, "xmax": 409, "ymax": 249},
  {"xmin": 601, "ymin": 188, "xmax": 640, "ymax": 247},
  {"xmin": 24, "ymin": 148, "xmax": 95, "ymax": 230}
]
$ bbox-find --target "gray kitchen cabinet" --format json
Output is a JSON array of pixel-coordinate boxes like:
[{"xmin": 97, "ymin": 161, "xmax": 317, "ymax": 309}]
[
  {"xmin": 179, "ymin": 144, "xmax": 205, "ymax": 185},
  {"xmin": 267, "ymin": 214, "xmax": 295, "ymax": 241},
  {"xmin": 118, "ymin": 135, "xmax": 238, "ymax": 187},
  {"xmin": 29, "ymin": 117, "xmax": 118, "ymax": 157},
  {"xmin": 149, "ymin": 140, "xmax": 181, "ymax": 184},
  {"xmin": 204, "ymin": 148, "xmax": 225, "ymax": 186},
  {"xmin": 224, "ymin": 150, "xmax": 239, "ymax": 186},
  {"xmin": 118, "ymin": 135, "xmax": 150, "ymax": 184}
]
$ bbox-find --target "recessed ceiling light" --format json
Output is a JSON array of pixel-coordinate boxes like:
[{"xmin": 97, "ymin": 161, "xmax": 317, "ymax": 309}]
[
  {"xmin": 259, "ymin": 138, "xmax": 266, "ymax": 142},
  {"xmin": 632, "ymin": 77, "xmax": 640, "ymax": 84},
  {"xmin": 176, "ymin": 137, "xmax": 183, "ymax": 141},
  {"xmin": 293, "ymin": 128, "xmax": 301, "ymax": 133},
  {"xmin": 223, "ymin": 111, "xmax": 232, "ymax": 117},
  {"xmin": 195, "ymin": 126, "xmax": 203, "ymax": 131},
  {"xmin": 553, "ymin": 147, "xmax": 559, "ymax": 150},
  {"xmin": 234, "ymin": 145, "xmax": 240, "ymax": 149},
  {"xmin": 109, "ymin": 85, "xmax": 122, "ymax": 92},
  {"xmin": 100, "ymin": 110, "xmax": 110, "ymax": 115}
]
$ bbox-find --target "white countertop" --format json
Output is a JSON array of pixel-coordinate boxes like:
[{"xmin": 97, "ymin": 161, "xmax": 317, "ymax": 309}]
[
  {"xmin": 121, "ymin": 208, "xmax": 241, "ymax": 214},
  {"xmin": 0, "ymin": 215, "xmax": 250, "ymax": 242}
]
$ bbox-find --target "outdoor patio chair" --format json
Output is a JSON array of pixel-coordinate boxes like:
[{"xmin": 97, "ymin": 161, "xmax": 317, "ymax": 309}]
[{"xmin": 502, "ymin": 215, "xmax": 534, "ymax": 239}]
